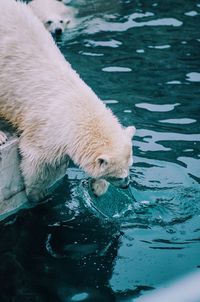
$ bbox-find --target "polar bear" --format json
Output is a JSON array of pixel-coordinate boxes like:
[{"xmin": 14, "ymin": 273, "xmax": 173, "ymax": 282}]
[
  {"xmin": 0, "ymin": 0, "xmax": 135, "ymax": 202},
  {"xmin": 28, "ymin": 0, "xmax": 76, "ymax": 35}
]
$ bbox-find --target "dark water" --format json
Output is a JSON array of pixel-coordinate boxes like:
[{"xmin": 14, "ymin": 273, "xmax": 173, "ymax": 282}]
[{"xmin": 1, "ymin": 0, "xmax": 200, "ymax": 301}]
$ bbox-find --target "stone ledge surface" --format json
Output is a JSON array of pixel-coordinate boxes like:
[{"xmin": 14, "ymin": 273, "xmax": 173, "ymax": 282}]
[{"xmin": 0, "ymin": 120, "xmax": 28, "ymax": 220}]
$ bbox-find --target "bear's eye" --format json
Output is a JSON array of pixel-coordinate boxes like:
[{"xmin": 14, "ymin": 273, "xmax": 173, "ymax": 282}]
[
  {"xmin": 46, "ymin": 20, "xmax": 53, "ymax": 26},
  {"xmin": 60, "ymin": 20, "xmax": 64, "ymax": 24}
]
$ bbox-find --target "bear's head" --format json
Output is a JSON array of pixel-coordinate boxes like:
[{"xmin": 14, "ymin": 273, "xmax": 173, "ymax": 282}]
[
  {"xmin": 44, "ymin": 16, "xmax": 71, "ymax": 35},
  {"xmin": 84, "ymin": 126, "xmax": 136, "ymax": 189}
]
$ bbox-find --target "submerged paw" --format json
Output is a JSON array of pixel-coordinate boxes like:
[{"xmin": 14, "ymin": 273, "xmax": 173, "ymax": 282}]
[{"xmin": 91, "ymin": 179, "xmax": 109, "ymax": 197}]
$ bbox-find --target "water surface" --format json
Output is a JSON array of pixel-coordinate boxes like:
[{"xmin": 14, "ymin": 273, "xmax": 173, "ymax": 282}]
[{"xmin": 1, "ymin": 0, "xmax": 200, "ymax": 301}]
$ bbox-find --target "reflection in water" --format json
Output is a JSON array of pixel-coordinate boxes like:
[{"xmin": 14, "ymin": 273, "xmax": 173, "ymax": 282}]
[{"xmin": 1, "ymin": 0, "xmax": 200, "ymax": 301}]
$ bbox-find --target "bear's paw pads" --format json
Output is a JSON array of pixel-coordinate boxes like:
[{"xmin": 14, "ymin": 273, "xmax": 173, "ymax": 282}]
[
  {"xmin": 91, "ymin": 179, "xmax": 109, "ymax": 197},
  {"xmin": 0, "ymin": 131, "xmax": 7, "ymax": 146}
]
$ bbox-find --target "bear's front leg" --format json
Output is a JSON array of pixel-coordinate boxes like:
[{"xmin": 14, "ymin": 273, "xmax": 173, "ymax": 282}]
[
  {"xmin": 0, "ymin": 131, "xmax": 7, "ymax": 145},
  {"xmin": 90, "ymin": 179, "xmax": 109, "ymax": 197},
  {"xmin": 20, "ymin": 158, "xmax": 48, "ymax": 203},
  {"xmin": 21, "ymin": 156, "xmax": 69, "ymax": 203}
]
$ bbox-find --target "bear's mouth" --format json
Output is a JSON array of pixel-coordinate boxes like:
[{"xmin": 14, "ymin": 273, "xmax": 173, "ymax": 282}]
[{"xmin": 105, "ymin": 176, "xmax": 130, "ymax": 189}]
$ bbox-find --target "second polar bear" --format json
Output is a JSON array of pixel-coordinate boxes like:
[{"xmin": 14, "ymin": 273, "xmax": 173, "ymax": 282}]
[
  {"xmin": 28, "ymin": 0, "xmax": 76, "ymax": 35},
  {"xmin": 0, "ymin": 0, "xmax": 135, "ymax": 202}
]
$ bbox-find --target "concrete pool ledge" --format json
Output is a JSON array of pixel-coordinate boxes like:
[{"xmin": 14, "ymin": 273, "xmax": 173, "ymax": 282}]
[{"xmin": 0, "ymin": 132, "xmax": 28, "ymax": 221}]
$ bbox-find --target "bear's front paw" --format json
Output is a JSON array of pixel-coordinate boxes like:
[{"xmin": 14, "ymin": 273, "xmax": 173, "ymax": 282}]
[
  {"xmin": 0, "ymin": 131, "xmax": 7, "ymax": 146},
  {"xmin": 26, "ymin": 187, "xmax": 48, "ymax": 204},
  {"xmin": 90, "ymin": 179, "xmax": 109, "ymax": 197}
]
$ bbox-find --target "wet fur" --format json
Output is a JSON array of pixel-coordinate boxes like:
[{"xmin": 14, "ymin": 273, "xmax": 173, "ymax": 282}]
[{"xmin": 0, "ymin": 0, "xmax": 135, "ymax": 202}]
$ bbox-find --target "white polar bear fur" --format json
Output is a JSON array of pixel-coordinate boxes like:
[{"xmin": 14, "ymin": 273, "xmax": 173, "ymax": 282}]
[
  {"xmin": 28, "ymin": 0, "xmax": 76, "ymax": 34},
  {"xmin": 0, "ymin": 0, "xmax": 135, "ymax": 201},
  {"xmin": 0, "ymin": 131, "xmax": 7, "ymax": 145}
]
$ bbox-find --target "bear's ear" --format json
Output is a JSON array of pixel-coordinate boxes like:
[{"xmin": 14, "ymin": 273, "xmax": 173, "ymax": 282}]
[
  {"xmin": 65, "ymin": 19, "xmax": 71, "ymax": 25},
  {"xmin": 125, "ymin": 126, "xmax": 136, "ymax": 138},
  {"xmin": 96, "ymin": 155, "xmax": 110, "ymax": 168}
]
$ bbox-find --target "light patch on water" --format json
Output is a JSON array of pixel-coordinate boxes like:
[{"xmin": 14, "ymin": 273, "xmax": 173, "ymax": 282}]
[
  {"xmin": 135, "ymin": 103, "xmax": 180, "ymax": 112},
  {"xmin": 103, "ymin": 99, "xmax": 119, "ymax": 104},
  {"xmin": 84, "ymin": 39, "xmax": 122, "ymax": 48},
  {"xmin": 124, "ymin": 110, "xmax": 132, "ymax": 113},
  {"xmin": 85, "ymin": 14, "xmax": 182, "ymax": 34},
  {"xmin": 184, "ymin": 11, "xmax": 198, "ymax": 17},
  {"xmin": 197, "ymin": 39, "xmax": 200, "ymax": 42},
  {"xmin": 183, "ymin": 149, "xmax": 194, "ymax": 152},
  {"xmin": 102, "ymin": 66, "xmax": 132, "ymax": 72},
  {"xmin": 178, "ymin": 157, "xmax": 200, "ymax": 178},
  {"xmin": 148, "ymin": 45, "xmax": 171, "ymax": 49},
  {"xmin": 166, "ymin": 81, "xmax": 181, "ymax": 84},
  {"xmin": 144, "ymin": 18, "xmax": 182, "ymax": 27},
  {"xmin": 137, "ymin": 129, "xmax": 200, "ymax": 143},
  {"xmin": 135, "ymin": 129, "xmax": 200, "ymax": 152},
  {"xmin": 135, "ymin": 271, "xmax": 200, "ymax": 302},
  {"xmin": 136, "ymin": 49, "xmax": 145, "ymax": 53},
  {"xmin": 186, "ymin": 72, "xmax": 200, "ymax": 82},
  {"xmin": 159, "ymin": 118, "xmax": 196, "ymax": 124},
  {"xmin": 129, "ymin": 12, "xmax": 154, "ymax": 20},
  {"xmin": 79, "ymin": 51, "xmax": 104, "ymax": 57},
  {"xmin": 134, "ymin": 137, "xmax": 171, "ymax": 152},
  {"xmin": 71, "ymin": 292, "xmax": 89, "ymax": 301},
  {"xmin": 181, "ymin": 41, "xmax": 187, "ymax": 44},
  {"xmin": 135, "ymin": 129, "xmax": 200, "ymax": 153}
]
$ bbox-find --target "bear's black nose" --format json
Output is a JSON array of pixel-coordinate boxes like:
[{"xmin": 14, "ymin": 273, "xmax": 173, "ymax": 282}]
[
  {"xmin": 55, "ymin": 28, "xmax": 62, "ymax": 35},
  {"xmin": 121, "ymin": 176, "xmax": 130, "ymax": 189}
]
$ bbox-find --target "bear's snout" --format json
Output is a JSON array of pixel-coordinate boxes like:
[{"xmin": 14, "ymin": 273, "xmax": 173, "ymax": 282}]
[
  {"xmin": 54, "ymin": 28, "xmax": 62, "ymax": 35},
  {"xmin": 119, "ymin": 176, "xmax": 130, "ymax": 189},
  {"xmin": 106, "ymin": 176, "xmax": 130, "ymax": 189}
]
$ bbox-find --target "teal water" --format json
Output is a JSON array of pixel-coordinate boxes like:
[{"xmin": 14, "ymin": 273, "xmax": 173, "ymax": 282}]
[{"xmin": 0, "ymin": 0, "xmax": 200, "ymax": 301}]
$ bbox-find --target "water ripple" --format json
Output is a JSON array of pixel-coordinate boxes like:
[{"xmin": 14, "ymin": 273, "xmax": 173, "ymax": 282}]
[{"xmin": 85, "ymin": 15, "xmax": 182, "ymax": 34}]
